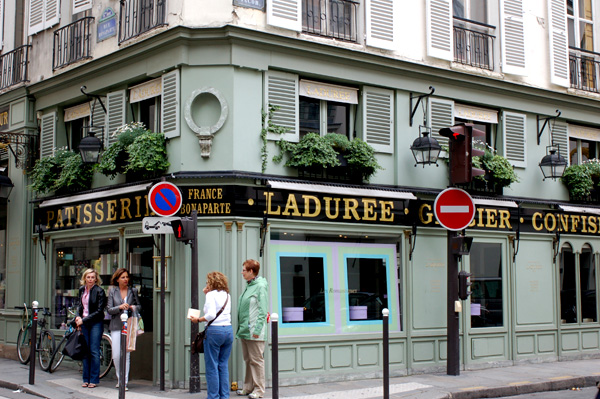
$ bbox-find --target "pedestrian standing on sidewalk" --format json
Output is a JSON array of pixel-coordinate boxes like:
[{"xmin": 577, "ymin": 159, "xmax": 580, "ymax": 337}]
[
  {"xmin": 107, "ymin": 268, "xmax": 141, "ymax": 391},
  {"xmin": 236, "ymin": 259, "xmax": 268, "ymax": 399},
  {"xmin": 75, "ymin": 268, "xmax": 107, "ymax": 389},
  {"xmin": 190, "ymin": 271, "xmax": 233, "ymax": 399}
]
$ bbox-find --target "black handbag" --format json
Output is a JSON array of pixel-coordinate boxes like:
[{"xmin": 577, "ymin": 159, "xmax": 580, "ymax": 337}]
[
  {"xmin": 191, "ymin": 295, "xmax": 228, "ymax": 354},
  {"xmin": 62, "ymin": 329, "xmax": 89, "ymax": 360}
]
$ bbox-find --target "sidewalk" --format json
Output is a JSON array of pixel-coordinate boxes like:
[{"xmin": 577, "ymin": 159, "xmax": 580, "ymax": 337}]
[{"xmin": 0, "ymin": 356, "xmax": 599, "ymax": 399}]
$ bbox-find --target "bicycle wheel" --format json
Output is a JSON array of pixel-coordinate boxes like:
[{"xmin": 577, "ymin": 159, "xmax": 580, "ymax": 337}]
[
  {"xmin": 19, "ymin": 304, "xmax": 29, "ymax": 333},
  {"xmin": 99, "ymin": 333, "xmax": 113, "ymax": 379},
  {"xmin": 48, "ymin": 333, "xmax": 69, "ymax": 373},
  {"xmin": 38, "ymin": 329, "xmax": 55, "ymax": 371},
  {"xmin": 16, "ymin": 327, "xmax": 31, "ymax": 364}
]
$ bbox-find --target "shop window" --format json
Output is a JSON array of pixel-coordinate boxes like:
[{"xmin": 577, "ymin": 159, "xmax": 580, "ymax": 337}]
[
  {"xmin": 279, "ymin": 255, "xmax": 326, "ymax": 323},
  {"xmin": 0, "ymin": 200, "xmax": 6, "ymax": 309},
  {"xmin": 53, "ymin": 237, "xmax": 119, "ymax": 329},
  {"xmin": 345, "ymin": 256, "xmax": 388, "ymax": 321},
  {"xmin": 470, "ymin": 242, "xmax": 503, "ymax": 328},
  {"xmin": 561, "ymin": 243, "xmax": 597, "ymax": 324}
]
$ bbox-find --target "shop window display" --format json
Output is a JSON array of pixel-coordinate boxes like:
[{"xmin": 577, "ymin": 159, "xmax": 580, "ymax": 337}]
[
  {"xmin": 279, "ymin": 255, "xmax": 326, "ymax": 323},
  {"xmin": 580, "ymin": 245, "xmax": 596, "ymax": 322},
  {"xmin": 560, "ymin": 244, "xmax": 577, "ymax": 324},
  {"xmin": 345, "ymin": 257, "xmax": 388, "ymax": 321},
  {"xmin": 470, "ymin": 242, "xmax": 503, "ymax": 328}
]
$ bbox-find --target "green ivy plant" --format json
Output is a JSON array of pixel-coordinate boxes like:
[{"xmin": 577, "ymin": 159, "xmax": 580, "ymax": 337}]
[
  {"xmin": 261, "ymin": 105, "xmax": 289, "ymax": 173},
  {"xmin": 29, "ymin": 149, "xmax": 94, "ymax": 195},
  {"xmin": 561, "ymin": 159, "xmax": 600, "ymax": 199},
  {"xmin": 97, "ymin": 122, "xmax": 169, "ymax": 179},
  {"xmin": 274, "ymin": 133, "xmax": 382, "ymax": 182}
]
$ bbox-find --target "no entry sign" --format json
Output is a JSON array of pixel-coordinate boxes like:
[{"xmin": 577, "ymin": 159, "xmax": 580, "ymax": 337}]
[
  {"xmin": 148, "ymin": 182, "xmax": 182, "ymax": 217},
  {"xmin": 434, "ymin": 188, "xmax": 475, "ymax": 231}
]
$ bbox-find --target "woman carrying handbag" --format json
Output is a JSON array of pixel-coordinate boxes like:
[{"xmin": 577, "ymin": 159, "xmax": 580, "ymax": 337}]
[{"xmin": 190, "ymin": 271, "xmax": 232, "ymax": 399}]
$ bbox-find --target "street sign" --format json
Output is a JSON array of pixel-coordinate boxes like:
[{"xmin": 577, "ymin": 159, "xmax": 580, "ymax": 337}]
[
  {"xmin": 142, "ymin": 217, "xmax": 180, "ymax": 234},
  {"xmin": 434, "ymin": 188, "xmax": 475, "ymax": 231},
  {"xmin": 148, "ymin": 182, "xmax": 182, "ymax": 217}
]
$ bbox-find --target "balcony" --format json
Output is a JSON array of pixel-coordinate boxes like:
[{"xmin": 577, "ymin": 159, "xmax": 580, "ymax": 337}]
[
  {"xmin": 119, "ymin": 0, "xmax": 167, "ymax": 44},
  {"xmin": 0, "ymin": 45, "xmax": 31, "ymax": 90},
  {"xmin": 53, "ymin": 17, "xmax": 94, "ymax": 70},
  {"xmin": 569, "ymin": 47, "xmax": 600, "ymax": 93},
  {"xmin": 302, "ymin": 0, "xmax": 358, "ymax": 42},
  {"xmin": 453, "ymin": 17, "xmax": 495, "ymax": 70}
]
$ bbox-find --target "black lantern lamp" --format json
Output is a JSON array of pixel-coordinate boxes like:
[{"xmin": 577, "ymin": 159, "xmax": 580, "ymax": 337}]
[
  {"xmin": 0, "ymin": 174, "xmax": 14, "ymax": 199},
  {"xmin": 79, "ymin": 128, "xmax": 104, "ymax": 164},
  {"xmin": 410, "ymin": 127, "xmax": 441, "ymax": 167},
  {"xmin": 539, "ymin": 145, "xmax": 567, "ymax": 180}
]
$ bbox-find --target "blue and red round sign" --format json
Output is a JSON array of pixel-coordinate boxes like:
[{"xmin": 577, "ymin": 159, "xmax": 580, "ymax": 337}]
[{"xmin": 148, "ymin": 182, "xmax": 182, "ymax": 217}]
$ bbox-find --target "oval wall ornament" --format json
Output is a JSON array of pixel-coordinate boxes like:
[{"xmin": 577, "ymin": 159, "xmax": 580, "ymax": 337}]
[{"xmin": 184, "ymin": 87, "xmax": 228, "ymax": 136}]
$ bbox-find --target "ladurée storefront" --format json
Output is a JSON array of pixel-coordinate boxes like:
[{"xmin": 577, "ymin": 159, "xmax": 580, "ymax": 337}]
[{"xmin": 33, "ymin": 181, "xmax": 600, "ymax": 385}]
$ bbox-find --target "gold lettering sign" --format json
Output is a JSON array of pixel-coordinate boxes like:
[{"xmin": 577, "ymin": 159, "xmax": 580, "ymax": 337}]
[
  {"xmin": 64, "ymin": 102, "xmax": 92, "ymax": 122},
  {"xmin": 299, "ymin": 80, "xmax": 358, "ymax": 104}
]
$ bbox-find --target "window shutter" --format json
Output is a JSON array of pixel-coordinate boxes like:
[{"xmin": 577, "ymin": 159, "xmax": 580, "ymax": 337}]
[
  {"xmin": 502, "ymin": 111, "xmax": 526, "ymax": 168},
  {"xmin": 44, "ymin": 0, "xmax": 60, "ymax": 29},
  {"xmin": 73, "ymin": 0, "xmax": 92, "ymax": 14},
  {"xmin": 500, "ymin": 0, "xmax": 526, "ymax": 76},
  {"xmin": 91, "ymin": 97, "xmax": 106, "ymax": 132},
  {"xmin": 363, "ymin": 86, "xmax": 393, "ymax": 154},
  {"xmin": 40, "ymin": 112, "xmax": 56, "ymax": 158},
  {"xmin": 29, "ymin": 0, "xmax": 44, "ymax": 35},
  {"xmin": 161, "ymin": 70, "xmax": 180, "ymax": 139},
  {"xmin": 106, "ymin": 90, "xmax": 126, "ymax": 147},
  {"xmin": 267, "ymin": 0, "xmax": 301, "ymax": 32},
  {"xmin": 366, "ymin": 0, "xmax": 397, "ymax": 51},
  {"xmin": 428, "ymin": 97, "xmax": 454, "ymax": 146},
  {"xmin": 552, "ymin": 121, "xmax": 568, "ymax": 161},
  {"xmin": 265, "ymin": 71, "xmax": 299, "ymax": 142},
  {"xmin": 548, "ymin": 0, "xmax": 569, "ymax": 87},
  {"xmin": 426, "ymin": 0, "xmax": 453, "ymax": 61}
]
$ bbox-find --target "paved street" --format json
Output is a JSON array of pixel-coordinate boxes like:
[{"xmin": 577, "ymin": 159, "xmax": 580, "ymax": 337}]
[{"xmin": 496, "ymin": 386, "xmax": 598, "ymax": 398}]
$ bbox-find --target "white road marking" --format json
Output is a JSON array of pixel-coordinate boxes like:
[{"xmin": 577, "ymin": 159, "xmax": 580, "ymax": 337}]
[
  {"xmin": 440, "ymin": 205, "xmax": 469, "ymax": 213},
  {"xmin": 284, "ymin": 382, "xmax": 432, "ymax": 399}
]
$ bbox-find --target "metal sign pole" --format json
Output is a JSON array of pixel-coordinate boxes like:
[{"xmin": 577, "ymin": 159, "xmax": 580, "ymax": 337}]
[
  {"xmin": 160, "ymin": 233, "xmax": 166, "ymax": 391},
  {"xmin": 447, "ymin": 230, "xmax": 460, "ymax": 376},
  {"xmin": 119, "ymin": 313, "xmax": 128, "ymax": 399},
  {"xmin": 189, "ymin": 210, "xmax": 200, "ymax": 393},
  {"xmin": 28, "ymin": 301, "xmax": 39, "ymax": 385}
]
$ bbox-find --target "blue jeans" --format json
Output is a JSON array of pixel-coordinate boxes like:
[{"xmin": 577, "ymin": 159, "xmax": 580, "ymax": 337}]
[
  {"xmin": 81, "ymin": 321, "xmax": 103, "ymax": 384},
  {"xmin": 204, "ymin": 325, "xmax": 234, "ymax": 399}
]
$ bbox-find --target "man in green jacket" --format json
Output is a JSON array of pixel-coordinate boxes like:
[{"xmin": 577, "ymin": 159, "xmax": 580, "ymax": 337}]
[{"xmin": 236, "ymin": 259, "xmax": 268, "ymax": 399}]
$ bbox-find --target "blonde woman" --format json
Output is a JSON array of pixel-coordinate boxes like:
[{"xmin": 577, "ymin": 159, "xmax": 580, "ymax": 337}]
[
  {"xmin": 74, "ymin": 268, "xmax": 107, "ymax": 388},
  {"xmin": 190, "ymin": 271, "xmax": 232, "ymax": 399}
]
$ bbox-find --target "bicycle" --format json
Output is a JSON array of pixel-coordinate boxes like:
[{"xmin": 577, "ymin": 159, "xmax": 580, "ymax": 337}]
[
  {"xmin": 48, "ymin": 319, "xmax": 114, "ymax": 379},
  {"xmin": 15, "ymin": 303, "xmax": 56, "ymax": 371}
]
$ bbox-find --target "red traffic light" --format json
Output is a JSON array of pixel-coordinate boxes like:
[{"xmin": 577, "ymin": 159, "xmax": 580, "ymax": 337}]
[
  {"xmin": 439, "ymin": 123, "xmax": 485, "ymax": 185},
  {"xmin": 171, "ymin": 218, "xmax": 196, "ymax": 242}
]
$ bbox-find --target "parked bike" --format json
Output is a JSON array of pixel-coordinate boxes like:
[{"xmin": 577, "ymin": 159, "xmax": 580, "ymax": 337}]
[{"xmin": 15, "ymin": 303, "xmax": 56, "ymax": 371}]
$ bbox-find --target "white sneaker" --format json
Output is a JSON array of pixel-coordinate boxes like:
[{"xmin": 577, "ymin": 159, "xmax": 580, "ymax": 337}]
[
  {"xmin": 236, "ymin": 390, "xmax": 248, "ymax": 396},
  {"xmin": 248, "ymin": 393, "xmax": 262, "ymax": 399}
]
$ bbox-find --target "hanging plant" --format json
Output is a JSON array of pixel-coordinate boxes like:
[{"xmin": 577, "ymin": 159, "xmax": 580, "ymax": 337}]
[
  {"xmin": 29, "ymin": 149, "xmax": 94, "ymax": 195},
  {"xmin": 561, "ymin": 159, "xmax": 600, "ymax": 199}
]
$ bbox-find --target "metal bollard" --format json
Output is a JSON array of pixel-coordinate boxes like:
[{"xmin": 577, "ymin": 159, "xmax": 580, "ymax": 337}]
[
  {"xmin": 119, "ymin": 313, "xmax": 128, "ymax": 399},
  {"xmin": 29, "ymin": 301, "xmax": 39, "ymax": 385},
  {"xmin": 382, "ymin": 308, "xmax": 389, "ymax": 399},
  {"xmin": 271, "ymin": 313, "xmax": 279, "ymax": 399}
]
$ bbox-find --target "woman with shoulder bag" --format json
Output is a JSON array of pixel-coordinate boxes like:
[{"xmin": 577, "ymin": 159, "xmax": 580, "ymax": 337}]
[
  {"xmin": 74, "ymin": 268, "xmax": 107, "ymax": 389},
  {"xmin": 190, "ymin": 271, "xmax": 233, "ymax": 399},
  {"xmin": 107, "ymin": 268, "xmax": 141, "ymax": 391}
]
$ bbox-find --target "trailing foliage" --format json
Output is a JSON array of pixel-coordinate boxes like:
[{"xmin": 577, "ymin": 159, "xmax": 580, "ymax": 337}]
[
  {"xmin": 561, "ymin": 159, "xmax": 600, "ymax": 199},
  {"xmin": 261, "ymin": 105, "xmax": 289, "ymax": 173},
  {"xmin": 29, "ymin": 149, "xmax": 94, "ymax": 195}
]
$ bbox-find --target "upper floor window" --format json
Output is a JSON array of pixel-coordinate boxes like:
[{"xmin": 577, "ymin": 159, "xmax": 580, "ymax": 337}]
[
  {"xmin": 28, "ymin": 0, "xmax": 60, "ymax": 35},
  {"xmin": 63, "ymin": 102, "xmax": 91, "ymax": 152},
  {"xmin": 452, "ymin": 0, "xmax": 495, "ymax": 70},
  {"xmin": 302, "ymin": 0, "xmax": 358, "ymax": 42},
  {"xmin": 568, "ymin": 0, "xmax": 594, "ymax": 51},
  {"xmin": 130, "ymin": 77, "xmax": 162, "ymax": 132},
  {"xmin": 119, "ymin": 0, "xmax": 167, "ymax": 43},
  {"xmin": 568, "ymin": 124, "xmax": 600, "ymax": 164}
]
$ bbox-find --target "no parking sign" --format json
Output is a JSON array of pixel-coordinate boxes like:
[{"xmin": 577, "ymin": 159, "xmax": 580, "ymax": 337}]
[{"xmin": 148, "ymin": 182, "xmax": 182, "ymax": 217}]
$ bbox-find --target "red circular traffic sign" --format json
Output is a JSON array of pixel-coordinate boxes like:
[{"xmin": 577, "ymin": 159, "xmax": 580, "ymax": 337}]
[
  {"xmin": 434, "ymin": 188, "xmax": 475, "ymax": 231},
  {"xmin": 148, "ymin": 182, "xmax": 182, "ymax": 217}
]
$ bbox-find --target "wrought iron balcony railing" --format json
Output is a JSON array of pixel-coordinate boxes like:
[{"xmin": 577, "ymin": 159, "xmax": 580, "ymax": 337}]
[
  {"xmin": 453, "ymin": 17, "xmax": 495, "ymax": 70},
  {"xmin": 119, "ymin": 0, "xmax": 167, "ymax": 44},
  {"xmin": 569, "ymin": 47, "xmax": 600, "ymax": 93},
  {"xmin": 53, "ymin": 17, "xmax": 94, "ymax": 70},
  {"xmin": 302, "ymin": 0, "xmax": 358, "ymax": 42},
  {"xmin": 0, "ymin": 45, "xmax": 31, "ymax": 90}
]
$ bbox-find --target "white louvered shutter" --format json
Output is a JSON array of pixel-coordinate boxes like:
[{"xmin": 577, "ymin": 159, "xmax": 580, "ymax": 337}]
[
  {"xmin": 363, "ymin": 86, "xmax": 393, "ymax": 154},
  {"xmin": 266, "ymin": 71, "xmax": 299, "ymax": 142},
  {"xmin": 73, "ymin": 0, "xmax": 92, "ymax": 14},
  {"xmin": 106, "ymin": 90, "xmax": 127, "ymax": 147},
  {"xmin": 366, "ymin": 0, "xmax": 397, "ymax": 51},
  {"xmin": 552, "ymin": 121, "xmax": 569, "ymax": 161},
  {"xmin": 502, "ymin": 111, "xmax": 526, "ymax": 168},
  {"xmin": 45, "ymin": 0, "xmax": 60, "ymax": 29},
  {"xmin": 161, "ymin": 70, "xmax": 180, "ymax": 139},
  {"xmin": 427, "ymin": 0, "xmax": 453, "ymax": 61},
  {"xmin": 548, "ymin": 0, "xmax": 569, "ymax": 87},
  {"xmin": 500, "ymin": 0, "xmax": 526, "ymax": 76},
  {"xmin": 29, "ymin": 0, "xmax": 45, "ymax": 35},
  {"xmin": 40, "ymin": 112, "xmax": 56, "ymax": 158},
  {"xmin": 267, "ymin": 0, "xmax": 301, "ymax": 32},
  {"xmin": 428, "ymin": 97, "xmax": 454, "ymax": 146},
  {"xmin": 91, "ymin": 97, "xmax": 106, "ymax": 134}
]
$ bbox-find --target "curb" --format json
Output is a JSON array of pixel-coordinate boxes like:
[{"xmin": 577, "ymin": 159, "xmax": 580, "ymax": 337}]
[{"xmin": 0, "ymin": 380, "xmax": 48, "ymax": 399}]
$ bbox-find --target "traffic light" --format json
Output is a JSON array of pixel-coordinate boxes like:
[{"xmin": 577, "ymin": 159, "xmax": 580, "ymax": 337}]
[
  {"xmin": 439, "ymin": 123, "xmax": 485, "ymax": 184},
  {"xmin": 171, "ymin": 217, "xmax": 196, "ymax": 242},
  {"xmin": 458, "ymin": 270, "xmax": 472, "ymax": 300},
  {"xmin": 450, "ymin": 235, "xmax": 474, "ymax": 256}
]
